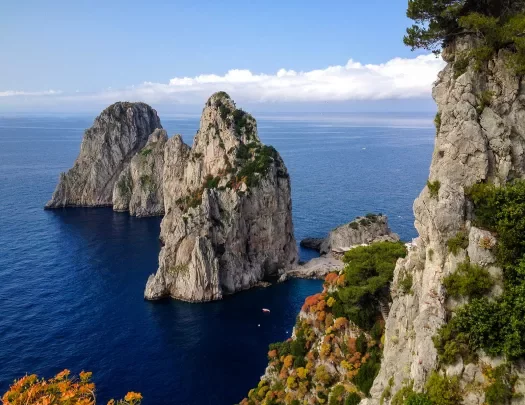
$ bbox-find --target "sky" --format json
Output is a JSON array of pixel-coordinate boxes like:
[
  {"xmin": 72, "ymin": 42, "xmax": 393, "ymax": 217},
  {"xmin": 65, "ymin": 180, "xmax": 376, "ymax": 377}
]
[{"xmin": 0, "ymin": 0, "xmax": 446, "ymax": 113}]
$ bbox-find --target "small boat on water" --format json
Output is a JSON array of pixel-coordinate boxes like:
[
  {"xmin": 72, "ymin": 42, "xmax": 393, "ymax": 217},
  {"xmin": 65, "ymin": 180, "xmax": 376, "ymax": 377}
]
[{"xmin": 262, "ymin": 308, "xmax": 270, "ymax": 313}]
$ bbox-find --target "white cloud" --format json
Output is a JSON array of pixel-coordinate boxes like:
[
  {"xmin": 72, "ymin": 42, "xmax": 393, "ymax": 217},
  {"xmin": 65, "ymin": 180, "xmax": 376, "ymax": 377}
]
[
  {"xmin": 0, "ymin": 90, "xmax": 62, "ymax": 97},
  {"xmin": 156, "ymin": 54, "xmax": 445, "ymax": 103},
  {"xmin": 0, "ymin": 54, "xmax": 445, "ymax": 107}
]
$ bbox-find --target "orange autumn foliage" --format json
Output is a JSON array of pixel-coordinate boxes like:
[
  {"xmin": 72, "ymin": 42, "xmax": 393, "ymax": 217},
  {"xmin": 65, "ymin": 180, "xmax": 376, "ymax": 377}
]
[
  {"xmin": 268, "ymin": 349, "xmax": 278, "ymax": 359},
  {"xmin": 333, "ymin": 317, "xmax": 348, "ymax": 330},
  {"xmin": 324, "ymin": 272, "xmax": 338, "ymax": 285},
  {"xmin": 2, "ymin": 370, "xmax": 142, "ymax": 405},
  {"xmin": 316, "ymin": 299, "xmax": 326, "ymax": 312},
  {"xmin": 283, "ymin": 355, "xmax": 294, "ymax": 368},
  {"xmin": 324, "ymin": 313, "xmax": 334, "ymax": 329},
  {"xmin": 348, "ymin": 337, "xmax": 357, "ymax": 353},
  {"xmin": 301, "ymin": 293, "xmax": 324, "ymax": 312}
]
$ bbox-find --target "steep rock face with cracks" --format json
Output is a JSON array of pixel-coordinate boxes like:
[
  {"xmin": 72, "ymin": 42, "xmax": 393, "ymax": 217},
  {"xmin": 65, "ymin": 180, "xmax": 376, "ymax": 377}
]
[
  {"xmin": 45, "ymin": 102, "xmax": 162, "ymax": 210},
  {"xmin": 112, "ymin": 128, "xmax": 168, "ymax": 217},
  {"xmin": 144, "ymin": 92, "xmax": 297, "ymax": 302},
  {"xmin": 364, "ymin": 38, "xmax": 525, "ymax": 405}
]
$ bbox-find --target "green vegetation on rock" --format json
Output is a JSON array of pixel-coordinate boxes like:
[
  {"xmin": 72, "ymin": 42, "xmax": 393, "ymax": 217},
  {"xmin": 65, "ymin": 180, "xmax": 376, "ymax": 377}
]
[
  {"xmin": 443, "ymin": 260, "xmax": 494, "ymax": 299},
  {"xmin": 399, "ymin": 272, "xmax": 414, "ymax": 294},
  {"xmin": 240, "ymin": 242, "xmax": 406, "ymax": 405},
  {"xmin": 434, "ymin": 113, "xmax": 442, "ymax": 135},
  {"xmin": 484, "ymin": 364, "xmax": 518, "ymax": 405},
  {"xmin": 425, "ymin": 372, "xmax": 462, "ymax": 405},
  {"xmin": 427, "ymin": 180, "xmax": 440, "ymax": 199},
  {"xmin": 446, "ymin": 231, "xmax": 469, "ymax": 255},
  {"xmin": 117, "ymin": 175, "xmax": 132, "ymax": 198},
  {"xmin": 168, "ymin": 263, "xmax": 189, "ymax": 275},
  {"xmin": 434, "ymin": 180, "xmax": 525, "ymax": 362},
  {"xmin": 330, "ymin": 242, "xmax": 407, "ymax": 329},
  {"xmin": 344, "ymin": 392, "xmax": 361, "ymax": 405},
  {"xmin": 230, "ymin": 144, "xmax": 287, "ymax": 189}
]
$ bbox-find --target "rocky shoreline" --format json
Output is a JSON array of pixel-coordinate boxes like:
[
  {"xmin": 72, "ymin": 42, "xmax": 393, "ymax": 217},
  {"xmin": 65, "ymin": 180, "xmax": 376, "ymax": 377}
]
[
  {"xmin": 279, "ymin": 214, "xmax": 400, "ymax": 282},
  {"xmin": 278, "ymin": 255, "xmax": 344, "ymax": 282}
]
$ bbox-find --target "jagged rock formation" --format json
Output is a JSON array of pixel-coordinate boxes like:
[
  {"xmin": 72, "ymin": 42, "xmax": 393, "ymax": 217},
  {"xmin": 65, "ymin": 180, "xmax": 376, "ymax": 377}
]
[
  {"xmin": 363, "ymin": 38, "xmax": 525, "ymax": 405},
  {"xmin": 300, "ymin": 215, "xmax": 399, "ymax": 255},
  {"xmin": 144, "ymin": 92, "xmax": 297, "ymax": 302},
  {"xmin": 319, "ymin": 215, "xmax": 399, "ymax": 255},
  {"xmin": 45, "ymin": 102, "xmax": 162, "ymax": 209},
  {"xmin": 113, "ymin": 128, "xmax": 168, "ymax": 216}
]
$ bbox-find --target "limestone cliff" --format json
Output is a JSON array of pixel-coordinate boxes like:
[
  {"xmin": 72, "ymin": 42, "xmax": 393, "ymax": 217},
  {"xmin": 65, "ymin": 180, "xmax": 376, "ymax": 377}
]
[
  {"xmin": 144, "ymin": 92, "xmax": 297, "ymax": 302},
  {"xmin": 363, "ymin": 39, "xmax": 525, "ymax": 405},
  {"xmin": 240, "ymin": 38, "xmax": 525, "ymax": 405},
  {"xmin": 45, "ymin": 102, "xmax": 162, "ymax": 209},
  {"xmin": 113, "ymin": 128, "xmax": 168, "ymax": 217}
]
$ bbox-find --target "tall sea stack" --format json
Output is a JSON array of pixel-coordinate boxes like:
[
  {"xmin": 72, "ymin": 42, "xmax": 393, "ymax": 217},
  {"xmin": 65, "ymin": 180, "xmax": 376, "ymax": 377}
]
[
  {"xmin": 45, "ymin": 102, "xmax": 162, "ymax": 209},
  {"xmin": 144, "ymin": 92, "xmax": 298, "ymax": 302}
]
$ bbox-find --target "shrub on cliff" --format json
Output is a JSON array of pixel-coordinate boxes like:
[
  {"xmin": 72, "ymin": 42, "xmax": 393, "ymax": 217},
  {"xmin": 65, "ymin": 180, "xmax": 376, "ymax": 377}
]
[
  {"xmin": 2, "ymin": 370, "xmax": 141, "ymax": 405},
  {"xmin": 484, "ymin": 364, "xmax": 518, "ymax": 405},
  {"xmin": 435, "ymin": 180, "xmax": 525, "ymax": 362},
  {"xmin": 446, "ymin": 231, "xmax": 468, "ymax": 255},
  {"xmin": 353, "ymin": 346, "xmax": 382, "ymax": 395},
  {"xmin": 425, "ymin": 372, "xmax": 462, "ymax": 405},
  {"xmin": 443, "ymin": 260, "xmax": 494, "ymax": 299},
  {"xmin": 466, "ymin": 181, "xmax": 525, "ymax": 265},
  {"xmin": 336, "ymin": 242, "xmax": 407, "ymax": 329},
  {"xmin": 344, "ymin": 392, "xmax": 361, "ymax": 405}
]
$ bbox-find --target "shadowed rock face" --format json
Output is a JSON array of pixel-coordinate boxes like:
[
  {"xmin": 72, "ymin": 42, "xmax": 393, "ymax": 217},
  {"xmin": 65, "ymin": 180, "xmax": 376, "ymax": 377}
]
[
  {"xmin": 45, "ymin": 102, "xmax": 162, "ymax": 209},
  {"xmin": 112, "ymin": 128, "xmax": 168, "ymax": 217},
  {"xmin": 144, "ymin": 92, "xmax": 298, "ymax": 302}
]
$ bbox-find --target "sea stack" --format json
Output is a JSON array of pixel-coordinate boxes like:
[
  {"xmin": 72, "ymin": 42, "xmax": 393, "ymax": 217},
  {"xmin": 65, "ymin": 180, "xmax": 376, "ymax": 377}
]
[
  {"xmin": 144, "ymin": 92, "xmax": 298, "ymax": 301},
  {"xmin": 45, "ymin": 102, "xmax": 162, "ymax": 209}
]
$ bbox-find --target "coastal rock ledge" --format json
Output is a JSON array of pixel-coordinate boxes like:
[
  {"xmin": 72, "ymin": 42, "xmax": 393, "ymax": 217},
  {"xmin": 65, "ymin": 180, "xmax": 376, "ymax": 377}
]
[
  {"xmin": 284, "ymin": 214, "xmax": 399, "ymax": 281},
  {"xmin": 300, "ymin": 214, "xmax": 399, "ymax": 256},
  {"xmin": 144, "ymin": 92, "xmax": 298, "ymax": 302}
]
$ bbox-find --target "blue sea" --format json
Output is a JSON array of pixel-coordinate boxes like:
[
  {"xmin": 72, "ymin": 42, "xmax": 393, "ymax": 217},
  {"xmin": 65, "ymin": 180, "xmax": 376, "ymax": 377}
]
[{"xmin": 0, "ymin": 112, "xmax": 434, "ymax": 404}]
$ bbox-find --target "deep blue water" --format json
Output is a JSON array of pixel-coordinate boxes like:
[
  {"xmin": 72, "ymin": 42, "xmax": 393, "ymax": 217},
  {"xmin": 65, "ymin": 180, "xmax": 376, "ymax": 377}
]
[{"xmin": 0, "ymin": 112, "xmax": 434, "ymax": 404}]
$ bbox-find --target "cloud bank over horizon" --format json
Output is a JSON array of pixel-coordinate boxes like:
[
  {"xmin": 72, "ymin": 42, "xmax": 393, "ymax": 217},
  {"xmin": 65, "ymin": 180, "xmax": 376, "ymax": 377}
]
[{"xmin": 1, "ymin": 54, "xmax": 445, "ymax": 111}]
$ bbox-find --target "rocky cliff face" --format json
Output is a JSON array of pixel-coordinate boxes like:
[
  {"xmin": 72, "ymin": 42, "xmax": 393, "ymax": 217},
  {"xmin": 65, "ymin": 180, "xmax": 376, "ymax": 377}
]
[
  {"xmin": 363, "ymin": 39, "xmax": 525, "ymax": 404},
  {"xmin": 45, "ymin": 102, "xmax": 162, "ymax": 209},
  {"xmin": 113, "ymin": 128, "xmax": 168, "ymax": 216},
  {"xmin": 240, "ymin": 39, "xmax": 525, "ymax": 405},
  {"xmin": 144, "ymin": 92, "xmax": 297, "ymax": 302}
]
